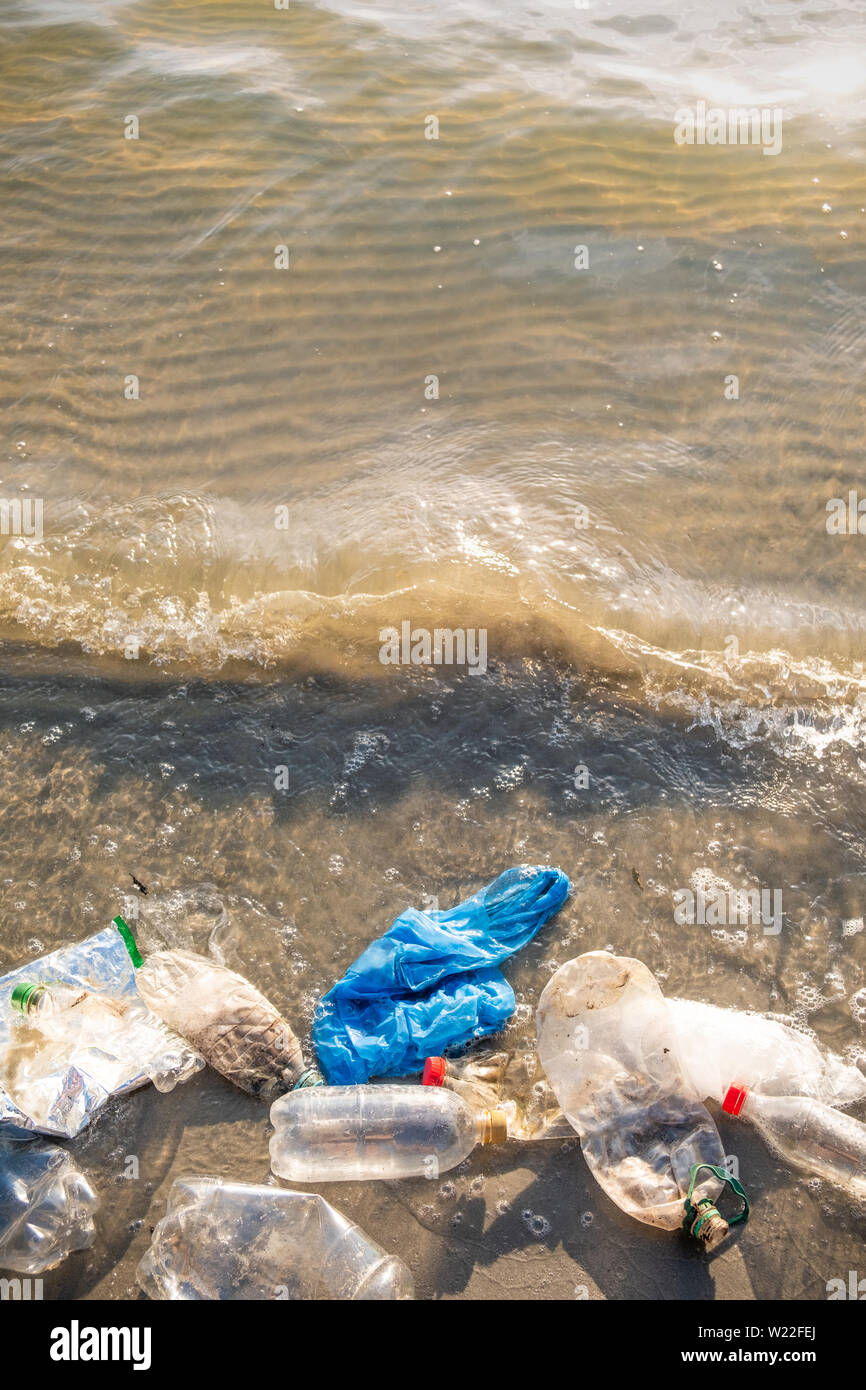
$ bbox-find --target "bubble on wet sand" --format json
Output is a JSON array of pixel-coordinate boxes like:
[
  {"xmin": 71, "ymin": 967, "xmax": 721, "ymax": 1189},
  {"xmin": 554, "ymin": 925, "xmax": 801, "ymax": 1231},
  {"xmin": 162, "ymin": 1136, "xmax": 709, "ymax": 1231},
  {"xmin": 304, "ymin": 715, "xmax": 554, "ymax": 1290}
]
[{"xmin": 522, "ymin": 1209, "xmax": 551, "ymax": 1238}]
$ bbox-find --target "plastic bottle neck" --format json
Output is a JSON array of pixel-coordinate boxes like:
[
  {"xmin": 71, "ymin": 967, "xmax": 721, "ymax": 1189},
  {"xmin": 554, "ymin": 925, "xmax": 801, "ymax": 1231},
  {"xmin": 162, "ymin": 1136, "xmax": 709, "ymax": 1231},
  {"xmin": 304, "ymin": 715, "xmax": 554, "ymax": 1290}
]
[
  {"xmin": 11, "ymin": 981, "xmax": 49, "ymax": 1014},
  {"xmin": 293, "ymin": 1068, "xmax": 324, "ymax": 1089},
  {"xmin": 476, "ymin": 1109, "xmax": 508, "ymax": 1145}
]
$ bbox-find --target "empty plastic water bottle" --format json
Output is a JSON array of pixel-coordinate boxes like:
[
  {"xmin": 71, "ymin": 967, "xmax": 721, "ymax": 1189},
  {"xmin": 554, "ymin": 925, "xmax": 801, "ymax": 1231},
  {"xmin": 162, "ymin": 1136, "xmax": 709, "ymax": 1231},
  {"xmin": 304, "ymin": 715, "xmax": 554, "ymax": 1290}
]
[
  {"xmin": 723, "ymin": 1085, "xmax": 866, "ymax": 1195},
  {"xmin": 537, "ymin": 952, "xmax": 735, "ymax": 1242},
  {"xmin": 422, "ymin": 1051, "xmax": 573, "ymax": 1140},
  {"xmin": 270, "ymin": 1084, "xmax": 508, "ymax": 1182},
  {"xmin": 0, "ymin": 922, "xmax": 203, "ymax": 1138},
  {"xmin": 136, "ymin": 1178, "xmax": 413, "ymax": 1300},
  {"xmin": 135, "ymin": 949, "xmax": 321, "ymax": 1098},
  {"xmin": 0, "ymin": 1134, "xmax": 99, "ymax": 1274},
  {"xmin": 10, "ymin": 980, "xmax": 127, "ymax": 1024},
  {"xmin": 669, "ymin": 997, "xmax": 866, "ymax": 1110}
]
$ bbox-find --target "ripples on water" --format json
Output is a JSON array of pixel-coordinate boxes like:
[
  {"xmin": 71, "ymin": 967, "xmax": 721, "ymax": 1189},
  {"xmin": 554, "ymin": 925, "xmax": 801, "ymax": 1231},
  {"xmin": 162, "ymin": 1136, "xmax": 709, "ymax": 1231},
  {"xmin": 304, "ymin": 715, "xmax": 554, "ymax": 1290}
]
[{"xmin": 0, "ymin": 0, "xmax": 865, "ymax": 1299}]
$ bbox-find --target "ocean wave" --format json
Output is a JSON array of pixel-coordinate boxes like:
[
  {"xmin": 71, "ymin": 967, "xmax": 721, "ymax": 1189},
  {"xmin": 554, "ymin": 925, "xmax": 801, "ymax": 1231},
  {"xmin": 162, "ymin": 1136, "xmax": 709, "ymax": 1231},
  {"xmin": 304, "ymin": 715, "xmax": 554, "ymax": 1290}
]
[{"xmin": 2, "ymin": 490, "xmax": 866, "ymax": 771}]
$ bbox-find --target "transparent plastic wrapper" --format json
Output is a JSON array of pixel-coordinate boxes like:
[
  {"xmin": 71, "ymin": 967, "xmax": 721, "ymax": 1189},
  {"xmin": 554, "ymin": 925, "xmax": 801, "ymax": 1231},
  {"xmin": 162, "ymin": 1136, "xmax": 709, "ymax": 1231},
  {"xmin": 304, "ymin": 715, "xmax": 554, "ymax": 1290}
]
[
  {"xmin": 270, "ymin": 1084, "xmax": 508, "ymax": 1182},
  {"xmin": 668, "ymin": 997, "xmax": 866, "ymax": 1109},
  {"xmin": 421, "ymin": 1050, "xmax": 573, "ymax": 1140},
  {"xmin": 135, "ymin": 949, "xmax": 319, "ymax": 1098},
  {"xmin": 313, "ymin": 866, "xmax": 570, "ymax": 1085},
  {"xmin": 0, "ymin": 1133, "xmax": 98, "ymax": 1273},
  {"xmin": 136, "ymin": 1178, "xmax": 414, "ymax": 1300},
  {"xmin": 0, "ymin": 925, "xmax": 204, "ymax": 1138},
  {"xmin": 537, "ymin": 952, "xmax": 727, "ymax": 1236}
]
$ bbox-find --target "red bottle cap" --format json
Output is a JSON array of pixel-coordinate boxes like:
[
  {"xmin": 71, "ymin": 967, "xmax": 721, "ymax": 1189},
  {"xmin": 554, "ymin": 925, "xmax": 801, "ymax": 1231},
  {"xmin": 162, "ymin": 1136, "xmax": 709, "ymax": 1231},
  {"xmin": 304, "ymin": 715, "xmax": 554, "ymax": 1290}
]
[
  {"xmin": 722, "ymin": 1084, "xmax": 749, "ymax": 1116},
  {"xmin": 422, "ymin": 1056, "xmax": 447, "ymax": 1086}
]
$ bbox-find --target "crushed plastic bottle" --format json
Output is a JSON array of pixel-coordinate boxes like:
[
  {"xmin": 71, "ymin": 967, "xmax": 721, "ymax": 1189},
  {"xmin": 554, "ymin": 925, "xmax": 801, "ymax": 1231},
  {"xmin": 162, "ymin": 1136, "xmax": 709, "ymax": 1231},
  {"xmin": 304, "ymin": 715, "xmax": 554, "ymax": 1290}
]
[
  {"xmin": 135, "ymin": 949, "xmax": 321, "ymax": 1098},
  {"xmin": 537, "ymin": 952, "xmax": 730, "ymax": 1241},
  {"xmin": 669, "ymin": 997, "xmax": 866, "ymax": 1110},
  {"xmin": 11, "ymin": 980, "xmax": 129, "ymax": 1026},
  {"xmin": 0, "ymin": 1134, "xmax": 98, "ymax": 1273},
  {"xmin": 722, "ymin": 1085, "xmax": 866, "ymax": 1195},
  {"xmin": 136, "ymin": 1178, "xmax": 413, "ymax": 1300},
  {"xmin": 422, "ymin": 1050, "xmax": 573, "ymax": 1140},
  {"xmin": 270, "ymin": 1084, "xmax": 508, "ymax": 1182},
  {"xmin": 0, "ymin": 924, "xmax": 203, "ymax": 1138}
]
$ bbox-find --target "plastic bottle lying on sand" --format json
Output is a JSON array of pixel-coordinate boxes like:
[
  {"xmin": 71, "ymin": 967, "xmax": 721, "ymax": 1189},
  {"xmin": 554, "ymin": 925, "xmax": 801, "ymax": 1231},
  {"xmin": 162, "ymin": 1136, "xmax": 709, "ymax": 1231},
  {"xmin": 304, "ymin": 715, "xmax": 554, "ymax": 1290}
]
[
  {"xmin": 0, "ymin": 1135, "xmax": 99, "ymax": 1274},
  {"xmin": 668, "ymin": 997, "xmax": 866, "ymax": 1110},
  {"xmin": 422, "ymin": 1051, "xmax": 573, "ymax": 1140},
  {"xmin": 537, "ymin": 952, "xmax": 732, "ymax": 1244},
  {"xmin": 135, "ymin": 949, "xmax": 321, "ymax": 1099},
  {"xmin": 11, "ymin": 980, "xmax": 127, "ymax": 1025},
  {"xmin": 136, "ymin": 1178, "xmax": 413, "ymax": 1300},
  {"xmin": 723, "ymin": 1085, "xmax": 866, "ymax": 1195},
  {"xmin": 270, "ymin": 1084, "xmax": 508, "ymax": 1182}
]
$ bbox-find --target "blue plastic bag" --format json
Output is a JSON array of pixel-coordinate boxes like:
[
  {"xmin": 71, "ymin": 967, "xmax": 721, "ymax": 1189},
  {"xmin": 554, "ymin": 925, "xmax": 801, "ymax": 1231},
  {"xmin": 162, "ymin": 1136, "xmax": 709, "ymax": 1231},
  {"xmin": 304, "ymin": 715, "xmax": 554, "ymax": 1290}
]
[{"xmin": 313, "ymin": 866, "xmax": 570, "ymax": 1084}]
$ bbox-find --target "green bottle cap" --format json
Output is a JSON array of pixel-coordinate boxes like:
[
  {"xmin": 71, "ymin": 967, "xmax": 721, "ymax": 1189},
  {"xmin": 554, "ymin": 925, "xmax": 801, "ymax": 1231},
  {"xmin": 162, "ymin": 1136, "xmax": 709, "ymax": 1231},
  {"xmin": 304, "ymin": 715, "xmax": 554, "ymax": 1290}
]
[{"xmin": 11, "ymin": 981, "xmax": 43, "ymax": 1013}]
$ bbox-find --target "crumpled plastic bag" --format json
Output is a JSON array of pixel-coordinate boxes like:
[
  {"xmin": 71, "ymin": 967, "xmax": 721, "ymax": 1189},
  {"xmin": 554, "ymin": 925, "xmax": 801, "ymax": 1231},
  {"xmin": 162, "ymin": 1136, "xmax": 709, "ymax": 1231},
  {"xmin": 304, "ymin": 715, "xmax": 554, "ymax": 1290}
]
[
  {"xmin": 137, "ymin": 1178, "xmax": 414, "ymax": 1300},
  {"xmin": 0, "ymin": 1132, "xmax": 98, "ymax": 1274},
  {"xmin": 0, "ymin": 924, "xmax": 204, "ymax": 1138},
  {"xmin": 313, "ymin": 865, "xmax": 570, "ymax": 1084},
  {"xmin": 537, "ymin": 952, "xmax": 726, "ymax": 1231}
]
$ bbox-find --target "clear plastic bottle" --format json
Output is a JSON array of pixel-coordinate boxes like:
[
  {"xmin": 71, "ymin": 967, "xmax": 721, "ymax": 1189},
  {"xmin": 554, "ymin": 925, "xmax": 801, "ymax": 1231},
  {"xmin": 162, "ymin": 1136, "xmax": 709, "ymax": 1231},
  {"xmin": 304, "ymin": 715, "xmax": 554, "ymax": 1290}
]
[
  {"xmin": 269, "ymin": 1083, "xmax": 508, "ymax": 1182},
  {"xmin": 422, "ymin": 1052, "xmax": 573, "ymax": 1140},
  {"xmin": 135, "ymin": 949, "xmax": 321, "ymax": 1098},
  {"xmin": 0, "ymin": 1135, "xmax": 99, "ymax": 1275},
  {"xmin": 669, "ymin": 997, "xmax": 866, "ymax": 1110},
  {"xmin": 136, "ymin": 1178, "xmax": 414, "ymax": 1300},
  {"xmin": 11, "ymin": 980, "xmax": 126, "ymax": 1024},
  {"xmin": 537, "ymin": 952, "xmax": 728, "ymax": 1239},
  {"xmin": 723, "ymin": 1084, "xmax": 866, "ymax": 1194}
]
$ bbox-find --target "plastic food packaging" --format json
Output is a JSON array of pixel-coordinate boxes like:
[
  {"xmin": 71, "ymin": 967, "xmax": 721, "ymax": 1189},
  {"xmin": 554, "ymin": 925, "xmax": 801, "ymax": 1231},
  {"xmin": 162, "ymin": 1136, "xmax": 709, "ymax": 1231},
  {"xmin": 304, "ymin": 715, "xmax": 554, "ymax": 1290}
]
[
  {"xmin": 422, "ymin": 1050, "xmax": 573, "ymax": 1140},
  {"xmin": 722, "ymin": 1086, "xmax": 866, "ymax": 1195},
  {"xmin": 0, "ymin": 923, "xmax": 204, "ymax": 1138},
  {"xmin": 135, "ymin": 949, "xmax": 320, "ymax": 1098},
  {"xmin": 537, "ymin": 952, "xmax": 730, "ymax": 1240},
  {"xmin": 270, "ymin": 1084, "xmax": 508, "ymax": 1182},
  {"xmin": 136, "ymin": 1178, "xmax": 413, "ymax": 1300},
  {"xmin": 313, "ymin": 865, "xmax": 570, "ymax": 1085},
  {"xmin": 0, "ymin": 1133, "xmax": 98, "ymax": 1274}
]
